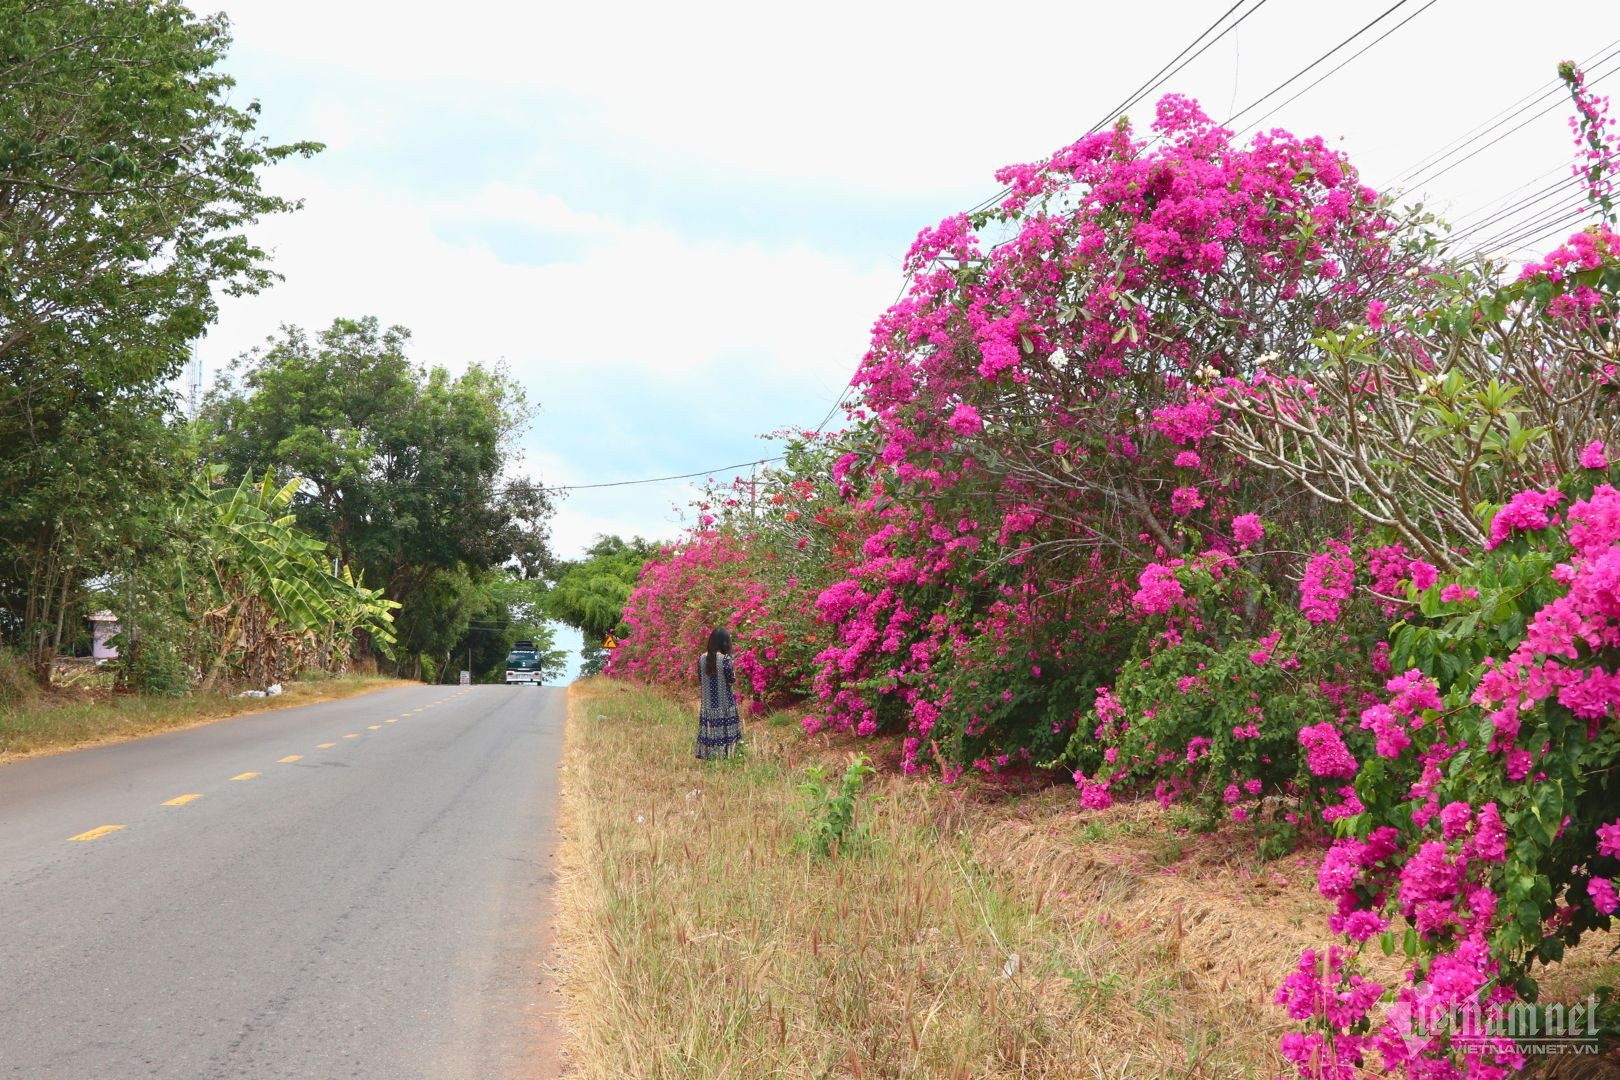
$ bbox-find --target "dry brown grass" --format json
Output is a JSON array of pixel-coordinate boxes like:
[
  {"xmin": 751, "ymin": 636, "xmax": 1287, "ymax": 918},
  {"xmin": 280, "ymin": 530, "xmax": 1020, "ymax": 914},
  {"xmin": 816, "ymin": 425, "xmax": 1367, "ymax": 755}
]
[
  {"xmin": 554, "ymin": 680, "xmax": 1619, "ymax": 1079},
  {"xmin": 0, "ymin": 672, "xmax": 412, "ymax": 762}
]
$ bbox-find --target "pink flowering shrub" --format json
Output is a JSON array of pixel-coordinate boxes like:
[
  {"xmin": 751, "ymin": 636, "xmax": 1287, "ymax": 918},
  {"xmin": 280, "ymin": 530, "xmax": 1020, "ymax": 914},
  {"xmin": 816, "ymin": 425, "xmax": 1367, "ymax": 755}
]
[
  {"xmin": 1283, "ymin": 464, "xmax": 1620, "ymax": 1075},
  {"xmin": 1058, "ymin": 540, "xmax": 1394, "ymax": 841},
  {"xmin": 802, "ymin": 92, "xmax": 1415, "ymax": 775},
  {"xmin": 1299, "ymin": 541, "xmax": 1355, "ymax": 624},
  {"xmin": 1560, "ymin": 59, "xmax": 1617, "ymax": 222},
  {"xmin": 610, "ymin": 433, "xmax": 850, "ymax": 704}
]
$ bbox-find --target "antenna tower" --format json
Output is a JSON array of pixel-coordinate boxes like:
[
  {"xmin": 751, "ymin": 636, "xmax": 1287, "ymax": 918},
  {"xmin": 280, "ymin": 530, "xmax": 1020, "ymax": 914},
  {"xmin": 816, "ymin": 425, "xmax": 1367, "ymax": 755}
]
[{"xmin": 187, "ymin": 341, "xmax": 203, "ymax": 420}]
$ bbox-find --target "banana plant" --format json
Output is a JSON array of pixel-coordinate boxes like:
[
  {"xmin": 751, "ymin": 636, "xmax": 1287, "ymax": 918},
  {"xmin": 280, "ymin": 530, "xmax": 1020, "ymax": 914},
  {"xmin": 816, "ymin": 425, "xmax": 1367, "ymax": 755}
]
[{"xmin": 171, "ymin": 466, "xmax": 398, "ymax": 689}]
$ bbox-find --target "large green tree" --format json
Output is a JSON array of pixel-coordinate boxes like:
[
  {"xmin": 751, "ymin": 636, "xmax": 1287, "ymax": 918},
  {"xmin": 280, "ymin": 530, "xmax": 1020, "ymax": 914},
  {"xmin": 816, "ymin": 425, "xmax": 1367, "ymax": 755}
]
[
  {"xmin": 546, "ymin": 535, "xmax": 654, "ymax": 676},
  {"xmin": 0, "ymin": 0, "xmax": 318, "ymax": 676},
  {"xmin": 200, "ymin": 317, "xmax": 555, "ymax": 675}
]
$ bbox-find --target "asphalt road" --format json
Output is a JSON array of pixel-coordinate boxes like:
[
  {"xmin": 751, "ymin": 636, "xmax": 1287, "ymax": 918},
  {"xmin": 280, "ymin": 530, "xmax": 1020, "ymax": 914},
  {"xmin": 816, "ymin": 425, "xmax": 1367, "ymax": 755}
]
[{"xmin": 0, "ymin": 684, "xmax": 566, "ymax": 1080}]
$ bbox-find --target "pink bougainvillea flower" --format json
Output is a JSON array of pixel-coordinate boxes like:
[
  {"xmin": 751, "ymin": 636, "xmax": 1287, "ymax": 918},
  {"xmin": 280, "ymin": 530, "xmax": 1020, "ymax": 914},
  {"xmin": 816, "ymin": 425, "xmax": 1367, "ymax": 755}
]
[
  {"xmin": 1170, "ymin": 485, "xmax": 1204, "ymax": 516},
  {"xmin": 947, "ymin": 403, "xmax": 984, "ymax": 435},
  {"xmin": 1590, "ymin": 877, "xmax": 1618, "ymax": 915},
  {"xmin": 1232, "ymin": 513, "xmax": 1264, "ymax": 548},
  {"xmin": 1598, "ymin": 819, "xmax": 1620, "ymax": 859},
  {"xmin": 1408, "ymin": 561, "xmax": 1439, "ymax": 591},
  {"xmin": 1132, "ymin": 562, "xmax": 1187, "ymax": 615},
  {"xmin": 1300, "ymin": 541, "xmax": 1354, "ymax": 624},
  {"xmin": 1580, "ymin": 440, "xmax": 1609, "ymax": 469},
  {"xmin": 1486, "ymin": 487, "xmax": 1566, "ymax": 549},
  {"xmin": 1299, "ymin": 721, "xmax": 1358, "ymax": 778}
]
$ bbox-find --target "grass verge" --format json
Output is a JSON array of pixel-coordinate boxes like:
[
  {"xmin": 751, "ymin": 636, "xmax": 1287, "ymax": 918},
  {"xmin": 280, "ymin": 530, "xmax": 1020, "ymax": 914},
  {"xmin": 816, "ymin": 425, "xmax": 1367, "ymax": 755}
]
[
  {"xmin": 556, "ymin": 681, "xmax": 1294, "ymax": 1078},
  {"xmin": 556, "ymin": 680, "xmax": 1619, "ymax": 1079},
  {"xmin": 0, "ymin": 671, "xmax": 411, "ymax": 762}
]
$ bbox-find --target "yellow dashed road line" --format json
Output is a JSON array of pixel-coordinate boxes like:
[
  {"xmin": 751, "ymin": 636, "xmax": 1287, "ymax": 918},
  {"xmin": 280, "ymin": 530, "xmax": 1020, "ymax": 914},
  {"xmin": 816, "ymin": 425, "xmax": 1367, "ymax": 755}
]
[{"xmin": 59, "ymin": 698, "xmax": 451, "ymax": 848}]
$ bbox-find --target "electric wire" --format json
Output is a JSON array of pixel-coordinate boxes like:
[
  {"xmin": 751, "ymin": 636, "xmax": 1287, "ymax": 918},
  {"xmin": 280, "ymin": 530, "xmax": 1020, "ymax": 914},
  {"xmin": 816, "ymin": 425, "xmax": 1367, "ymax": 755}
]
[
  {"xmin": 1407, "ymin": 71, "xmax": 1612, "ymax": 195},
  {"xmin": 1398, "ymin": 44, "xmax": 1620, "ymax": 193},
  {"xmin": 1450, "ymin": 173, "xmax": 1585, "ymax": 245},
  {"xmin": 1222, "ymin": 0, "xmax": 1417, "ymax": 130},
  {"xmin": 1371, "ymin": 40, "xmax": 1620, "ymax": 259},
  {"xmin": 848, "ymin": 2, "xmax": 1280, "ymax": 436},
  {"xmin": 1089, "ymin": 0, "xmax": 1249, "ymax": 137},
  {"xmin": 1230, "ymin": 0, "xmax": 1440, "ymax": 136},
  {"xmin": 1390, "ymin": 37, "xmax": 1620, "ymax": 187},
  {"xmin": 1445, "ymin": 164, "xmax": 1569, "ymax": 231},
  {"xmin": 1477, "ymin": 201, "xmax": 1596, "ymax": 257},
  {"xmin": 1100, "ymin": 0, "xmax": 1271, "ymax": 136},
  {"xmin": 820, "ymin": 0, "xmax": 1442, "ymax": 442},
  {"xmin": 546, "ymin": 9, "xmax": 1599, "ymax": 493},
  {"xmin": 542, "ymin": 456, "xmax": 787, "ymax": 492},
  {"xmin": 961, "ymin": 0, "xmax": 1270, "ymax": 218},
  {"xmin": 1392, "ymin": 77, "xmax": 1574, "ymax": 189}
]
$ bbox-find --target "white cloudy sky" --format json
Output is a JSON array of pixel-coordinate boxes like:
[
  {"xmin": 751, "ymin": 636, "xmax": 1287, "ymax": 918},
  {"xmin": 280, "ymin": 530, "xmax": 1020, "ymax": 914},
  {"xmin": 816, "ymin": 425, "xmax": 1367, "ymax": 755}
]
[{"xmin": 197, "ymin": 0, "xmax": 1617, "ymax": 563}]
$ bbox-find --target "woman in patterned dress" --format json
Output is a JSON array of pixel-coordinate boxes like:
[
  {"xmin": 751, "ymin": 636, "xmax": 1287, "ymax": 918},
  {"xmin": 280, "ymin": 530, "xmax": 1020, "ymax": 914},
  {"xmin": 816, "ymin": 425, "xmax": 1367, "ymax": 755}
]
[{"xmin": 696, "ymin": 627, "xmax": 742, "ymax": 759}]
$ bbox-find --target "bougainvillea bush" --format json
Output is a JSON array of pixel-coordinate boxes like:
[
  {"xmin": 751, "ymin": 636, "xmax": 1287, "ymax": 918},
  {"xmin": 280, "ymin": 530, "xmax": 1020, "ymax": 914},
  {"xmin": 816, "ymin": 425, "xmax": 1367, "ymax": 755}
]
[
  {"xmin": 1279, "ymin": 461, "xmax": 1620, "ymax": 1078},
  {"xmin": 1056, "ymin": 532, "xmax": 1409, "ymax": 842},
  {"xmin": 805, "ymin": 91, "xmax": 1438, "ymax": 775}
]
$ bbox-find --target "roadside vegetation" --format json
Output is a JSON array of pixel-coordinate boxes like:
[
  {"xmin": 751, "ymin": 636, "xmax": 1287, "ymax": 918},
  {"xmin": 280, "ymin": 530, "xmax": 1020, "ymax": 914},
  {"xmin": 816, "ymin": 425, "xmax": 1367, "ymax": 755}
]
[{"xmin": 0, "ymin": 649, "xmax": 404, "ymax": 761}]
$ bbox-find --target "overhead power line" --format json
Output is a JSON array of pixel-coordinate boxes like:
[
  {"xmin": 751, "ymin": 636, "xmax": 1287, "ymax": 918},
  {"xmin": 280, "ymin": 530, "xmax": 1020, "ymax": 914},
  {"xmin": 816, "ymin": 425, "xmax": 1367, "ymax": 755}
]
[
  {"xmin": 819, "ymin": 0, "xmax": 1433, "ymax": 443},
  {"xmin": 1450, "ymin": 173, "xmax": 1585, "ymax": 245},
  {"xmin": 1394, "ymin": 40, "xmax": 1620, "ymax": 194},
  {"xmin": 1445, "ymin": 163, "xmax": 1569, "ymax": 231},
  {"xmin": 1398, "ymin": 38, "xmax": 1620, "ymax": 187},
  {"xmin": 1098, "ymin": 0, "xmax": 1272, "ymax": 138},
  {"xmin": 1230, "ymin": 0, "xmax": 1441, "ymax": 135},
  {"xmin": 855, "ymin": 6, "xmax": 1283, "ymax": 437},
  {"xmin": 1090, "ymin": 0, "xmax": 1249, "ymax": 133},
  {"xmin": 540, "ymin": 456, "xmax": 787, "ymax": 493},
  {"xmin": 1224, "ymin": 0, "xmax": 1421, "ymax": 129},
  {"xmin": 962, "ymin": 0, "xmax": 1271, "ymax": 219},
  {"xmin": 1414, "ymin": 52, "xmax": 1620, "ymax": 258}
]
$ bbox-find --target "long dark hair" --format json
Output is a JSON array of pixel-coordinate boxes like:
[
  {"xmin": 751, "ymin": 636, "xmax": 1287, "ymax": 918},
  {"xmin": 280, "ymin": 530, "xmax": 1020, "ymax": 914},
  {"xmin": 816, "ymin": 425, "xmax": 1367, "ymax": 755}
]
[{"xmin": 704, "ymin": 627, "xmax": 732, "ymax": 677}]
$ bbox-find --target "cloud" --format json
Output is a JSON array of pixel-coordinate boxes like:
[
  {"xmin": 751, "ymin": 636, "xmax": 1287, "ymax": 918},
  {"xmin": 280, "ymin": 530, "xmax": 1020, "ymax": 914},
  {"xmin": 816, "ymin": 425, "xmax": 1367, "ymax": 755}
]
[
  {"xmin": 211, "ymin": 163, "xmax": 893, "ymax": 384},
  {"xmin": 212, "ymin": 0, "xmax": 1612, "ymax": 219},
  {"xmin": 203, "ymin": 162, "xmax": 886, "ymax": 557},
  {"xmin": 442, "ymin": 183, "xmax": 620, "ymax": 238}
]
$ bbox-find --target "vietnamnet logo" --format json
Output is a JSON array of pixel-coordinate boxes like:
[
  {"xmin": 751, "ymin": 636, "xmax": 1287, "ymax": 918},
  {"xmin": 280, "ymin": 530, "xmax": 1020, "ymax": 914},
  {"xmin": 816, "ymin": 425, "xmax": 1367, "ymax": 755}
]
[{"xmin": 1386, "ymin": 982, "xmax": 1603, "ymax": 1057}]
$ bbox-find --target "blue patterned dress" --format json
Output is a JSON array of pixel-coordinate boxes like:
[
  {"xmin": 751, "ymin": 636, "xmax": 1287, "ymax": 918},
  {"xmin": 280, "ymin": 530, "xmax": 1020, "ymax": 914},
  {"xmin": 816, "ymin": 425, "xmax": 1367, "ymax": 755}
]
[{"xmin": 696, "ymin": 653, "xmax": 742, "ymax": 759}]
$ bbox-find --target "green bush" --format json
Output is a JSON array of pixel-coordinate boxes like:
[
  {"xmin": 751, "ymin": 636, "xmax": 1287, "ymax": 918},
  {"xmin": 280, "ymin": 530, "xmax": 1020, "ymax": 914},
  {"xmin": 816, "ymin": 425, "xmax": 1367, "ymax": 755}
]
[
  {"xmin": 0, "ymin": 649, "xmax": 39, "ymax": 710},
  {"xmin": 117, "ymin": 639, "xmax": 189, "ymax": 697},
  {"xmin": 798, "ymin": 754, "xmax": 876, "ymax": 858}
]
